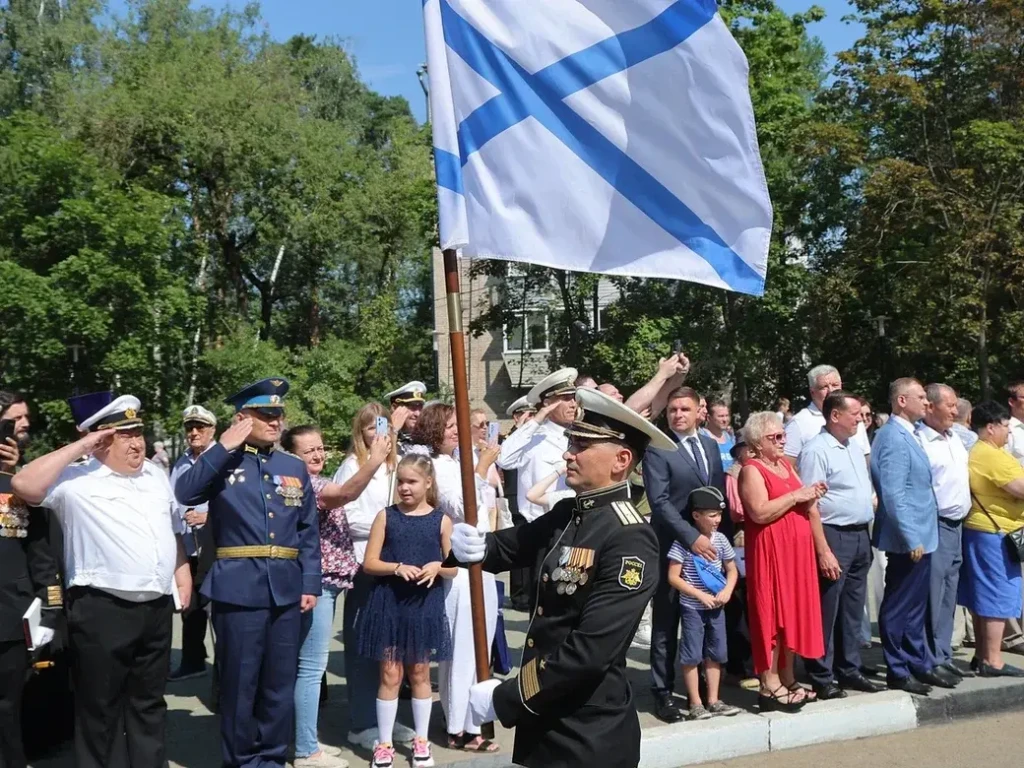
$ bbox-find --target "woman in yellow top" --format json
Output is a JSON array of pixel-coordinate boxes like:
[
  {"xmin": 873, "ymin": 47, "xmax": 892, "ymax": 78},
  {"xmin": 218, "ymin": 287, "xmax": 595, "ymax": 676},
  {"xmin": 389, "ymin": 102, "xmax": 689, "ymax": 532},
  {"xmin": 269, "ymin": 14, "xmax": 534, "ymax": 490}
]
[{"xmin": 960, "ymin": 401, "xmax": 1024, "ymax": 677}]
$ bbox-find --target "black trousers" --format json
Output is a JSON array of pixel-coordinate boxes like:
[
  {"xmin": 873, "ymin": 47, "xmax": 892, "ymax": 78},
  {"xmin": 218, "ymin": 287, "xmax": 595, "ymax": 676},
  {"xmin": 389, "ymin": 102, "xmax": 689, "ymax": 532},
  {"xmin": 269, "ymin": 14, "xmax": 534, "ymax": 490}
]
[
  {"xmin": 67, "ymin": 587, "xmax": 172, "ymax": 768},
  {"xmin": 180, "ymin": 556, "xmax": 208, "ymax": 669},
  {"xmin": 508, "ymin": 512, "xmax": 533, "ymax": 609},
  {"xmin": 649, "ymin": 558, "xmax": 679, "ymax": 695},
  {"xmin": 0, "ymin": 639, "xmax": 29, "ymax": 768},
  {"xmin": 805, "ymin": 524, "xmax": 873, "ymax": 687}
]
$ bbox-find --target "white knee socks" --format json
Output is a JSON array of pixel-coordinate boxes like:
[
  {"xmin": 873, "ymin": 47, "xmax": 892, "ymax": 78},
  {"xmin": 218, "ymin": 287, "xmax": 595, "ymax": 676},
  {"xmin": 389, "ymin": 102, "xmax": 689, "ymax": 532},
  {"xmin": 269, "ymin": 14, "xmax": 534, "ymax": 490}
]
[
  {"xmin": 376, "ymin": 697, "xmax": 399, "ymax": 745},
  {"xmin": 411, "ymin": 697, "xmax": 432, "ymax": 739}
]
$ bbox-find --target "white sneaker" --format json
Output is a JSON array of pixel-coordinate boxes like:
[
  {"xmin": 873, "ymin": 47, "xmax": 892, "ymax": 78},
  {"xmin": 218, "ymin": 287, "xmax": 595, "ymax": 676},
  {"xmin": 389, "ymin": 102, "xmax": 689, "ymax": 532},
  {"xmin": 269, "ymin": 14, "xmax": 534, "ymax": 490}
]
[
  {"xmin": 293, "ymin": 750, "xmax": 349, "ymax": 767},
  {"xmin": 320, "ymin": 743, "xmax": 344, "ymax": 757},
  {"xmin": 348, "ymin": 726, "xmax": 416, "ymax": 751},
  {"xmin": 411, "ymin": 736, "xmax": 434, "ymax": 768},
  {"xmin": 371, "ymin": 742, "xmax": 395, "ymax": 768}
]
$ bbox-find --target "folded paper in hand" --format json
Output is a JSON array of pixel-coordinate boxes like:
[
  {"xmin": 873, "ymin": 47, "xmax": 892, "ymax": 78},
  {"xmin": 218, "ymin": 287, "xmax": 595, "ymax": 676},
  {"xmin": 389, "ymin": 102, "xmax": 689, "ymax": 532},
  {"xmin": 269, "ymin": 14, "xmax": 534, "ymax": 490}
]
[{"xmin": 22, "ymin": 598, "xmax": 55, "ymax": 651}]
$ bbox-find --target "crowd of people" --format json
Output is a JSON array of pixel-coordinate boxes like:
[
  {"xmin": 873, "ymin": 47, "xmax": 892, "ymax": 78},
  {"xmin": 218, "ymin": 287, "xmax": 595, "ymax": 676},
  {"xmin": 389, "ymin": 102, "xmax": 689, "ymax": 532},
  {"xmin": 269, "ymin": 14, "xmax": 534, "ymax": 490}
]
[{"xmin": 2, "ymin": 358, "xmax": 1024, "ymax": 768}]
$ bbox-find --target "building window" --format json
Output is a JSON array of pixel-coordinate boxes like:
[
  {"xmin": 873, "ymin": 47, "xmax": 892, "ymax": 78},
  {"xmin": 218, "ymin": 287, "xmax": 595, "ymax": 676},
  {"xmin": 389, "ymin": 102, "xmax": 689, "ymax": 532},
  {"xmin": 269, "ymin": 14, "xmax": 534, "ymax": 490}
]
[{"xmin": 504, "ymin": 311, "xmax": 549, "ymax": 353}]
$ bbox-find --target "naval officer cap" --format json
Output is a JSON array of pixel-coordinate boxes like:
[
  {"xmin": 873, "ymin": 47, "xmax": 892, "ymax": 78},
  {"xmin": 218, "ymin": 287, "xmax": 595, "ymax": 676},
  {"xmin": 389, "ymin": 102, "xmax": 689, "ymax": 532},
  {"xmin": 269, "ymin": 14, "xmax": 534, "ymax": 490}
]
[
  {"xmin": 225, "ymin": 377, "xmax": 289, "ymax": 412},
  {"xmin": 384, "ymin": 381, "xmax": 427, "ymax": 406},
  {"xmin": 566, "ymin": 388, "xmax": 675, "ymax": 455},
  {"xmin": 67, "ymin": 391, "xmax": 114, "ymax": 431},
  {"xmin": 527, "ymin": 367, "xmax": 579, "ymax": 404},
  {"xmin": 78, "ymin": 394, "xmax": 144, "ymax": 432},
  {"xmin": 505, "ymin": 395, "xmax": 535, "ymax": 417},
  {"xmin": 182, "ymin": 404, "xmax": 217, "ymax": 427}
]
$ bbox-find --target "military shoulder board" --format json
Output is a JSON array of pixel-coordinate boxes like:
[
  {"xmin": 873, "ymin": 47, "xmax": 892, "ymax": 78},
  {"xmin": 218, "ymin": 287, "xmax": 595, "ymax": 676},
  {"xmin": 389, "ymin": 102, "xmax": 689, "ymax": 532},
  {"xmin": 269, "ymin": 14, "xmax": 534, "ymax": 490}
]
[{"xmin": 612, "ymin": 501, "xmax": 645, "ymax": 526}]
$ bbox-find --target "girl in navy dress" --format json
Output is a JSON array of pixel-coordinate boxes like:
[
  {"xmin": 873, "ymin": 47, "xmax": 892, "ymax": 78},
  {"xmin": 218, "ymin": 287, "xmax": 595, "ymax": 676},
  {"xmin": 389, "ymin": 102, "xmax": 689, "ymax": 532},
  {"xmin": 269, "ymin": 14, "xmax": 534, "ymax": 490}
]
[{"xmin": 359, "ymin": 454, "xmax": 455, "ymax": 768}]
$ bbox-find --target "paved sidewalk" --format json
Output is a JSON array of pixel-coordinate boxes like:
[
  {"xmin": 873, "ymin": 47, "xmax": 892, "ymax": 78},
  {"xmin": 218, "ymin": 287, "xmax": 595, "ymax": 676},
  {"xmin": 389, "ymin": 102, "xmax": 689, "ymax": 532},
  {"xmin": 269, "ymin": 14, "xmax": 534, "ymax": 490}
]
[{"xmin": 29, "ymin": 591, "xmax": 1024, "ymax": 768}]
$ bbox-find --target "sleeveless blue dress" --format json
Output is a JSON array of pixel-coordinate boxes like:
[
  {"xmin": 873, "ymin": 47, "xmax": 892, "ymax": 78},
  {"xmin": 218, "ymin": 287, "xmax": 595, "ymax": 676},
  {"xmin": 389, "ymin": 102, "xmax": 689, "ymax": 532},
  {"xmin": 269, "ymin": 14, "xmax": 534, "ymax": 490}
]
[{"xmin": 357, "ymin": 506, "xmax": 453, "ymax": 663}]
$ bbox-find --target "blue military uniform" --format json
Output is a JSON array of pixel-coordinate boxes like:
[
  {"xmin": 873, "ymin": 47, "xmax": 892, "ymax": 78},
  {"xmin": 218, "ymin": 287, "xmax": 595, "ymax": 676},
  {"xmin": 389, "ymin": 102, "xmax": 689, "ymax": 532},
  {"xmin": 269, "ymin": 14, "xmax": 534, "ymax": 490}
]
[{"xmin": 174, "ymin": 378, "xmax": 320, "ymax": 768}]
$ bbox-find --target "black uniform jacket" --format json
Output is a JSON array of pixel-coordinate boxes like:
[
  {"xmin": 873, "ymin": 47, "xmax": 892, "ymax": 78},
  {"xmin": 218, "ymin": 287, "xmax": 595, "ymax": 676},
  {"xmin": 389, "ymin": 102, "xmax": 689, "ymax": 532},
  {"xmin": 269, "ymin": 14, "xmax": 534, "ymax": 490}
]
[
  {"xmin": 476, "ymin": 481, "xmax": 658, "ymax": 768},
  {"xmin": 0, "ymin": 471, "xmax": 62, "ymax": 642}
]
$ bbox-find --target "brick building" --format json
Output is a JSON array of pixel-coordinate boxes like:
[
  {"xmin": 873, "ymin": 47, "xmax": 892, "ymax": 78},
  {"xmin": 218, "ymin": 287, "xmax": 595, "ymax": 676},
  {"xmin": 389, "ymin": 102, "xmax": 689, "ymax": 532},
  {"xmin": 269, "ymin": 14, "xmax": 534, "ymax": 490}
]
[{"xmin": 431, "ymin": 249, "xmax": 619, "ymax": 426}]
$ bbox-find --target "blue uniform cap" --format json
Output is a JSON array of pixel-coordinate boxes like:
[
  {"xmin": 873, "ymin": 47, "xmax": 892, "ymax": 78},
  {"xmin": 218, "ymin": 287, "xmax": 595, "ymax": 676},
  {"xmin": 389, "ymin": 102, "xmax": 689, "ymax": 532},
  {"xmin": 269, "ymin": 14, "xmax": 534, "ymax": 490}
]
[
  {"xmin": 225, "ymin": 377, "xmax": 290, "ymax": 412},
  {"xmin": 67, "ymin": 391, "xmax": 114, "ymax": 430}
]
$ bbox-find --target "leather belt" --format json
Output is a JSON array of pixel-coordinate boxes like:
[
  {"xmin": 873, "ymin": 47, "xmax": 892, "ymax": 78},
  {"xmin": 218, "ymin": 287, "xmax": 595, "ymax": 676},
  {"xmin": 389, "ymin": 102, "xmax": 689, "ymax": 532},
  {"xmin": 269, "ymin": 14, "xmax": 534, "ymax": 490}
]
[
  {"xmin": 216, "ymin": 545, "xmax": 299, "ymax": 560},
  {"xmin": 825, "ymin": 522, "xmax": 870, "ymax": 533}
]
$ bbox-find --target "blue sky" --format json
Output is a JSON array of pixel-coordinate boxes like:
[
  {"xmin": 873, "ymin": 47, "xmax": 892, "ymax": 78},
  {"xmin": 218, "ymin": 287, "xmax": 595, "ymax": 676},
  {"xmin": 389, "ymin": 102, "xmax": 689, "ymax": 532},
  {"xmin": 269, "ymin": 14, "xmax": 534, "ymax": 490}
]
[{"xmin": 166, "ymin": 0, "xmax": 866, "ymax": 122}]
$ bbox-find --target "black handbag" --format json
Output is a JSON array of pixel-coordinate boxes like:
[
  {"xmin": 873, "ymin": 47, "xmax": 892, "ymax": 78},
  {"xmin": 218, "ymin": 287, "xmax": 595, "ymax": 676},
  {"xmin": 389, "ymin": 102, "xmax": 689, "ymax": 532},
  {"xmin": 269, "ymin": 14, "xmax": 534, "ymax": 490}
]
[{"xmin": 973, "ymin": 492, "xmax": 1024, "ymax": 563}]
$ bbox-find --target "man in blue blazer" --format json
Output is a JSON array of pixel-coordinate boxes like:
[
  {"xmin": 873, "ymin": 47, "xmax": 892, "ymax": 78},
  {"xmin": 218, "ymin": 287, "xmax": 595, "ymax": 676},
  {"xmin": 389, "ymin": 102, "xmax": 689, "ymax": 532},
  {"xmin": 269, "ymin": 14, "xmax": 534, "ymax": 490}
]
[
  {"xmin": 643, "ymin": 387, "xmax": 728, "ymax": 722},
  {"xmin": 871, "ymin": 378, "xmax": 958, "ymax": 694}
]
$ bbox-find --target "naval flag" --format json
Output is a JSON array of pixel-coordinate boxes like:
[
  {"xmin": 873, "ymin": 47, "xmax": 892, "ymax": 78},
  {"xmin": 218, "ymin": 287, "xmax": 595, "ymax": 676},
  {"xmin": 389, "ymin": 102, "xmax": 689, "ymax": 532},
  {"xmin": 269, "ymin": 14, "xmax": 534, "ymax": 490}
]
[{"xmin": 424, "ymin": 0, "xmax": 773, "ymax": 296}]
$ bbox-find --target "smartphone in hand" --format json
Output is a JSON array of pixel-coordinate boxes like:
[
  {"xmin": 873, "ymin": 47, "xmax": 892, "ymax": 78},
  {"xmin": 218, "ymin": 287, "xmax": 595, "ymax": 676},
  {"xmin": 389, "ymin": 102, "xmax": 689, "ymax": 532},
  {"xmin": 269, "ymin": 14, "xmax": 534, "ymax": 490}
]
[
  {"xmin": 487, "ymin": 422, "xmax": 500, "ymax": 444},
  {"xmin": 375, "ymin": 416, "xmax": 389, "ymax": 437},
  {"xmin": 0, "ymin": 419, "xmax": 15, "ymax": 445}
]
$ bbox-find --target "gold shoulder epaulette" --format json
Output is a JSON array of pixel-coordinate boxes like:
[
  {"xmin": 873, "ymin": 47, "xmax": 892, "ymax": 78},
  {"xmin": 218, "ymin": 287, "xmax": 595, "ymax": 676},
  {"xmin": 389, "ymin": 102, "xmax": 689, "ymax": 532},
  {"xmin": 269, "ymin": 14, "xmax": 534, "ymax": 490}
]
[{"xmin": 612, "ymin": 501, "xmax": 645, "ymax": 526}]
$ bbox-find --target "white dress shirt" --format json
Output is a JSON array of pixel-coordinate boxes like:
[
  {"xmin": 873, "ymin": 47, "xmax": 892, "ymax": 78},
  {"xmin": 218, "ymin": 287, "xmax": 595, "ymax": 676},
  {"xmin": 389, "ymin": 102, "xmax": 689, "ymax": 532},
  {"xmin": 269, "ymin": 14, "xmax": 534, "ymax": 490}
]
[
  {"xmin": 43, "ymin": 458, "xmax": 180, "ymax": 602},
  {"xmin": 333, "ymin": 455, "xmax": 393, "ymax": 565},
  {"xmin": 672, "ymin": 428, "xmax": 710, "ymax": 478},
  {"xmin": 498, "ymin": 419, "xmax": 573, "ymax": 522},
  {"xmin": 785, "ymin": 403, "xmax": 871, "ymax": 460},
  {"xmin": 916, "ymin": 424, "xmax": 971, "ymax": 521},
  {"xmin": 1008, "ymin": 417, "xmax": 1024, "ymax": 467},
  {"xmin": 433, "ymin": 454, "xmax": 493, "ymax": 532},
  {"xmin": 169, "ymin": 443, "xmax": 214, "ymax": 557}
]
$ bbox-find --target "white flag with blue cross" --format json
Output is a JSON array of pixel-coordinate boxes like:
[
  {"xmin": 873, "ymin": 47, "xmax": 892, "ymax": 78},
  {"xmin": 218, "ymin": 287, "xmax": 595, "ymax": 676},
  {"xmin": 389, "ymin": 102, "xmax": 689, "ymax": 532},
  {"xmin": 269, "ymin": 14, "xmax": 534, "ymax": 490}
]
[{"xmin": 423, "ymin": 0, "xmax": 773, "ymax": 296}]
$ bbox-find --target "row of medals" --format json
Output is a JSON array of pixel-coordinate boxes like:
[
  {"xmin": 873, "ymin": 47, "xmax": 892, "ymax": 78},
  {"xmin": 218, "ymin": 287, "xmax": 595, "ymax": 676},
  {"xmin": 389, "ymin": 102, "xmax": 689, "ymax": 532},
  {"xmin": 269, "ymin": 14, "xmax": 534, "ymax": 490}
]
[{"xmin": 551, "ymin": 565, "xmax": 588, "ymax": 595}]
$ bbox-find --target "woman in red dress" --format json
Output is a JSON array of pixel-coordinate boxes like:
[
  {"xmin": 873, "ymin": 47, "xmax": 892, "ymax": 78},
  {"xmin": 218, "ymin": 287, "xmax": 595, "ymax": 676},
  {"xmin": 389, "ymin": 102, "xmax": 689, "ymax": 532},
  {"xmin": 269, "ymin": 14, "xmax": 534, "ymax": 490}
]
[{"xmin": 739, "ymin": 412, "xmax": 827, "ymax": 711}]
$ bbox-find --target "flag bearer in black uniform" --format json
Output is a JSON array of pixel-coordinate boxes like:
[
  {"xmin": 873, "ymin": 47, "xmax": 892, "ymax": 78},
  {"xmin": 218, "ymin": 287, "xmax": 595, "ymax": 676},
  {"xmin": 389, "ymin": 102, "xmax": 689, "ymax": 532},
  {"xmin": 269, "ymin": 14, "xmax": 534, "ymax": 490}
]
[{"xmin": 449, "ymin": 388, "xmax": 673, "ymax": 768}]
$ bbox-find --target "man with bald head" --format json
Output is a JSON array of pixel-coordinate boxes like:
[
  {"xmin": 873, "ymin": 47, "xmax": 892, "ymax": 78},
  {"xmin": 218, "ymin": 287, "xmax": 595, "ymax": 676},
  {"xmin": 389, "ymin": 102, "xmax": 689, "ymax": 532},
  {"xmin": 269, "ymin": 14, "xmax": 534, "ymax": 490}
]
[
  {"xmin": 871, "ymin": 378, "xmax": 958, "ymax": 694},
  {"xmin": 917, "ymin": 384, "xmax": 972, "ymax": 679}
]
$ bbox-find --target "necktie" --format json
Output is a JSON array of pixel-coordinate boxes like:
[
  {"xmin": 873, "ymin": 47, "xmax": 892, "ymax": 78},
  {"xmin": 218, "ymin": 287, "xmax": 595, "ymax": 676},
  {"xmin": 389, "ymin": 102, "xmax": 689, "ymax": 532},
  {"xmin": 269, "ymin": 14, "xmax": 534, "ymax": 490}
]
[{"xmin": 687, "ymin": 436, "xmax": 709, "ymax": 485}]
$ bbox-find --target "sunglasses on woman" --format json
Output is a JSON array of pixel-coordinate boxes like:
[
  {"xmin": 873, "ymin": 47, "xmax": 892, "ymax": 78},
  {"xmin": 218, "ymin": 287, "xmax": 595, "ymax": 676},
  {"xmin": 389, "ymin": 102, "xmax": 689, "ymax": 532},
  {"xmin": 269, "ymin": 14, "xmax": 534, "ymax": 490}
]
[{"xmin": 765, "ymin": 432, "xmax": 786, "ymax": 444}]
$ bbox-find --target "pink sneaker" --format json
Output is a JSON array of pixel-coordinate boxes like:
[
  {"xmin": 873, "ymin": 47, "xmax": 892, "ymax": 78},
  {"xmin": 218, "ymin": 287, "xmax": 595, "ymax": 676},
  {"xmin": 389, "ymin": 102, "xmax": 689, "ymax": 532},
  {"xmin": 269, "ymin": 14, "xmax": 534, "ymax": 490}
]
[
  {"xmin": 371, "ymin": 742, "xmax": 395, "ymax": 768},
  {"xmin": 411, "ymin": 737, "xmax": 434, "ymax": 768}
]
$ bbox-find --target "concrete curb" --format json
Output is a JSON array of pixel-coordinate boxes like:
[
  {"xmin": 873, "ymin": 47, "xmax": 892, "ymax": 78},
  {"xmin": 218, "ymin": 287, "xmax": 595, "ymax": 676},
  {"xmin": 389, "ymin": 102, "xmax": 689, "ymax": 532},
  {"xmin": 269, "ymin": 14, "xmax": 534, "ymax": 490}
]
[
  {"xmin": 435, "ymin": 677, "xmax": 1024, "ymax": 768},
  {"xmin": 913, "ymin": 675, "xmax": 1024, "ymax": 725}
]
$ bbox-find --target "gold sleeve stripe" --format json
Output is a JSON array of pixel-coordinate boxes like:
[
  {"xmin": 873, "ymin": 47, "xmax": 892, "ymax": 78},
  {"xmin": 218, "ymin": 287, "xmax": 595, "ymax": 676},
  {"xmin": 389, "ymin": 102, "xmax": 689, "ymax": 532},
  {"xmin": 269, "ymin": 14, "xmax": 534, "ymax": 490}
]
[{"xmin": 520, "ymin": 657, "xmax": 541, "ymax": 701}]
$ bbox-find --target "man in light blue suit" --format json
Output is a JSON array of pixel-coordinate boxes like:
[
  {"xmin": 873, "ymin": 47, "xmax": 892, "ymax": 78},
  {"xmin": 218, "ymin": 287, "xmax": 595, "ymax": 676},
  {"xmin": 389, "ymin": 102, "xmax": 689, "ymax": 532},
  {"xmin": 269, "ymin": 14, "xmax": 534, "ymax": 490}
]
[{"xmin": 871, "ymin": 378, "xmax": 959, "ymax": 694}]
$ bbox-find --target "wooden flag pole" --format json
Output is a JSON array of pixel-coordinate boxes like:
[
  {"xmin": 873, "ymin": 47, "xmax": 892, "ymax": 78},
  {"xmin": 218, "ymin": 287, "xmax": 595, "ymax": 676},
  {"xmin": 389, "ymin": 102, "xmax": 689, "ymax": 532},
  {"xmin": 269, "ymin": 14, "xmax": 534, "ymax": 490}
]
[{"xmin": 442, "ymin": 247, "xmax": 495, "ymax": 739}]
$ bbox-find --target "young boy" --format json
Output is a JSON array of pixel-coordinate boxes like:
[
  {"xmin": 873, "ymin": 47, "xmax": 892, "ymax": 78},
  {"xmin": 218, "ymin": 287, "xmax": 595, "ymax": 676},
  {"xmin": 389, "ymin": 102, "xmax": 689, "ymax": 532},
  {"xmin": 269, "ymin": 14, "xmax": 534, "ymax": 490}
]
[{"xmin": 666, "ymin": 487, "xmax": 741, "ymax": 720}]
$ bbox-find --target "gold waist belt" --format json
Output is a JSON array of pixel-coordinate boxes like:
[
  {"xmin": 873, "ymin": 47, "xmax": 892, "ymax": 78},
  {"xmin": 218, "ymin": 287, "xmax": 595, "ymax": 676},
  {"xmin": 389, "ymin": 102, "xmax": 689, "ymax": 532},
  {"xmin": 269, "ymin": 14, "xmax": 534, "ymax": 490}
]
[{"xmin": 215, "ymin": 545, "xmax": 299, "ymax": 560}]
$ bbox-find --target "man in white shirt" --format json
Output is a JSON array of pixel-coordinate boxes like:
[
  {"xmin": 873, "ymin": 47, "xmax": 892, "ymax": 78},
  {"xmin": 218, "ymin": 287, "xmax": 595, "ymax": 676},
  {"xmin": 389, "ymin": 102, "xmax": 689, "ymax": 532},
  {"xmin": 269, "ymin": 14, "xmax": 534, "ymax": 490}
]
[
  {"xmin": 497, "ymin": 368, "xmax": 578, "ymax": 610},
  {"xmin": 917, "ymin": 384, "xmax": 972, "ymax": 680},
  {"xmin": 785, "ymin": 364, "xmax": 872, "ymax": 468},
  {"xmin": 1005, "ymin": 381, "xmax": 1024, "ymax": 465},
  {"xmin": 13, "ymin": 394, "xmax": 190, "ymax": 768},
  {"xmin": 168, "ymin": 405, "xmax": 218, "ymax": 682}
]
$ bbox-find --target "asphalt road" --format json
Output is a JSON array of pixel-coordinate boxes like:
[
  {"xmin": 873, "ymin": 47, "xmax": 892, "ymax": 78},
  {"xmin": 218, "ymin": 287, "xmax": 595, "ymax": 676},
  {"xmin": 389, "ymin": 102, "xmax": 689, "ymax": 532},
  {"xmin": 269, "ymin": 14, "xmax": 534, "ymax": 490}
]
[{"xmin": 705, "ymin": 711, "xmax": 1024, "ymax": 768}]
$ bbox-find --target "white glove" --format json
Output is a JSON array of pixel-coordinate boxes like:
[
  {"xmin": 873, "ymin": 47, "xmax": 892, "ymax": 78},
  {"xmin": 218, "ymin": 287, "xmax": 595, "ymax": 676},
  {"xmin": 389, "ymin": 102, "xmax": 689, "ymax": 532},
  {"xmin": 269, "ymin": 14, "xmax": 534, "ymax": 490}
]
[
  {"xmin": 469, "ymin": 678, "xmax": 501, "ymax": 726},
  {"xmin": 451, "ymin": 522, "xmax": 487, "ymax": 563}
]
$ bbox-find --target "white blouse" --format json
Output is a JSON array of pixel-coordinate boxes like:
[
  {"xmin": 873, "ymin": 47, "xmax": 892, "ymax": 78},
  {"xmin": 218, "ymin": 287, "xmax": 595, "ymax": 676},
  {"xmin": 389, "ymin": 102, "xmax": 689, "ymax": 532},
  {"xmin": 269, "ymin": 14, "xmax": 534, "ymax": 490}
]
[
  {"xmin": 333, "ymin": 454, "xmax": 393, "ymax": 564},
  {"xmin": 433, "ymin": 454, "xmax": 493, "ymax": 533}
]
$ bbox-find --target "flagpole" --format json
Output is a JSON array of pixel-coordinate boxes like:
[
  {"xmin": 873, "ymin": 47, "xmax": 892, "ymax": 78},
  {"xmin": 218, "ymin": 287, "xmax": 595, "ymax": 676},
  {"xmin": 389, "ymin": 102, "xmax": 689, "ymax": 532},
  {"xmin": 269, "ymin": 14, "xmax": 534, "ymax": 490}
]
[{"xmin": 442, "ymin": 247, "xmax": 495, "ymax": 739}]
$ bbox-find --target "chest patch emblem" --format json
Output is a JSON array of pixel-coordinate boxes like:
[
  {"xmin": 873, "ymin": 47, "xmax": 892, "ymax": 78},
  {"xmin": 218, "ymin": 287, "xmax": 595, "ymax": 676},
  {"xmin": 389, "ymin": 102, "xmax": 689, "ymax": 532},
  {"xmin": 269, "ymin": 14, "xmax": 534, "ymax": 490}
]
[{"xmin": 618, "ymin": 556, "xmax": 646, "ymax": 591}]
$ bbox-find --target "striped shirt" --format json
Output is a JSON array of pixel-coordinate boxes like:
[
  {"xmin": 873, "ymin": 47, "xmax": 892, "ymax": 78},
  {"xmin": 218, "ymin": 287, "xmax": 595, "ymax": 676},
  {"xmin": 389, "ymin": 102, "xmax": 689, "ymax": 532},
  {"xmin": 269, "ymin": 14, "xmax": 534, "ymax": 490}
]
[{"xmin": 667, "ymin": 532, "xmax": 735, "ymax": 610}]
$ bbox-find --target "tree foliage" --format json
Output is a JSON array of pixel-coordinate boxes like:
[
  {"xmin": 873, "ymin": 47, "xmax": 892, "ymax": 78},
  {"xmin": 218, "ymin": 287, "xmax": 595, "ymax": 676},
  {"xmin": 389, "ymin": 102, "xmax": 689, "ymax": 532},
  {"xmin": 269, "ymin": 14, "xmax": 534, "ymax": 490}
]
[{"xmin": 0, "ymin": 0, "xmax": 437, "ymax": 452}]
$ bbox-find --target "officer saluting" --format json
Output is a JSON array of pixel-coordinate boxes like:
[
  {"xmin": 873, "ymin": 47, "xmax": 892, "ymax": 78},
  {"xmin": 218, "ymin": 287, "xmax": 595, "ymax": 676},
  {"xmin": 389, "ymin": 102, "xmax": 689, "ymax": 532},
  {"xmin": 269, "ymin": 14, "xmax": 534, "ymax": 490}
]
[
  {"xmin": 174, "ymin": 378, "xmax": 321, "ymax": 768},
  {"xmin": 383, "ymin": 381, "xmax": 426, "ymax": 455},
  {"xmin": 449, "ymin": 389, "xmax": 673, "ymax": 768}
]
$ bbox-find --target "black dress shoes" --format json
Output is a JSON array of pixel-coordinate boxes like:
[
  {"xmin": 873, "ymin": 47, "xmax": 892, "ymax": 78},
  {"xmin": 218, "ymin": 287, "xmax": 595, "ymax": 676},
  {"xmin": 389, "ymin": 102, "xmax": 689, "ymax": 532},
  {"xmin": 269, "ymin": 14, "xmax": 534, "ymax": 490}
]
[
  {"xmin": 913, "ymin": 668, "xmax": 958, "ymax": 689},
  {"xmin": 812, "ymin": 682, "xmax": 848, "ymax": 700},
  {"xmin": 837, "ymin": 672, "xmax": 885, "ymax": 693},
  {"xmin": 939, "ymin": 661, "xmax": 970, "ymax": 679},
  {"xmin": 887, "ymin": 675, "xmax": 932, "ymax": 695},
  {"xmin": 654, "ymin": 694, "xmax": 683, "ymax": 723},
  {"xmin": 977, "ymin": 660, "xmax": 1024, "ymax": 678}
]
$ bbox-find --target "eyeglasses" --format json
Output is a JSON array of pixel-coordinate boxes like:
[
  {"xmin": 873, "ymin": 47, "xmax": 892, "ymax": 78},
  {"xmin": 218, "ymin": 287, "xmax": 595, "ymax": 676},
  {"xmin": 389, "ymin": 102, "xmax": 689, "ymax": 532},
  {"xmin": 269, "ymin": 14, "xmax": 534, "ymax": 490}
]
[
  {"xmin": 566, "ymin": 436, "xmax": 602, "ymax": 453},
  {"xmin": 184, "ymin": 422, "xmax": 210, "ymax": 432},
  {"xmin": 764, "ymin": 433, "xmax": 786, "ymax": 444}
]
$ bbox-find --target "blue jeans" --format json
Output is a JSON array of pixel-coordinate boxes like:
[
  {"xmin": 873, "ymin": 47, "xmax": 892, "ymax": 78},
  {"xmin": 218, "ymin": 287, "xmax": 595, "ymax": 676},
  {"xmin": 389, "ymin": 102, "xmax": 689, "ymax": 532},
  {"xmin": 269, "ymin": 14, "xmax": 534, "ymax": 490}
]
[{"xmin": 294, "ymin": 587, "xmax": 340, "ymax": 758}]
